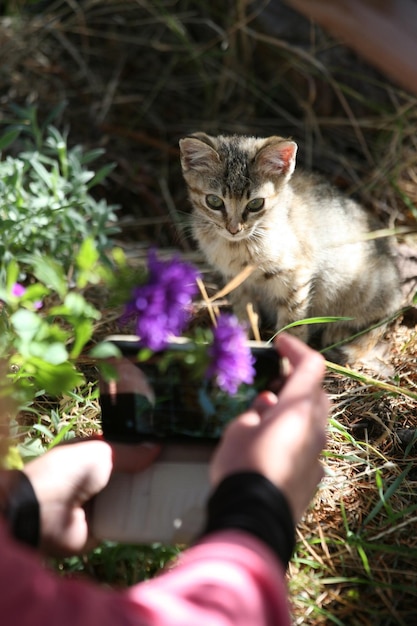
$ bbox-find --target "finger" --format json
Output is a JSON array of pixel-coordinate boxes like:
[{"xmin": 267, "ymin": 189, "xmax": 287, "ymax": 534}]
[
  {"xmin": 111, "ymin": 442, "xmax": 162, "ymax": 473},
  {"xmin": 316, "ymin": 387, "xmax": 331, "ymax": 421},
  {"xmin": 275, "ymin": 333, "xmax": 325, "ymax": 379},
  {"xmin": 229, "ymin": 409, "xmax": 262, "ymax": 430},
  {"xmin": 290, "ymin": 460, "xmax": 325, "ymax": 524},
  {"xmin": 275, "ymin": 334, "xmax": 326, "ymax": 401},
  {"xmin": 251, "ymin": 390, "xmax": 279, "ymax": 413},
  {"xmin": 314, "ymin": 389, "xmax": 331, "ymax": 443},
  {"xmin": 100, "ymin": 357, "xmax": 155, "ymax": 401},
  {"xmin": 52, "ymin": 438, "xmax": 162, "ymax": 475},
  {"xmin": 254, "ymin": 379, "xmax": 330, "ymax": 455}
]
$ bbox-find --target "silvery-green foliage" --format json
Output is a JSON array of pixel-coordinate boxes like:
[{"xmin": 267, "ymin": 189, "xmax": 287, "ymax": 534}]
[{"xmin": 0, "ymin": 108, "xmax": 118, "ymax": 278}]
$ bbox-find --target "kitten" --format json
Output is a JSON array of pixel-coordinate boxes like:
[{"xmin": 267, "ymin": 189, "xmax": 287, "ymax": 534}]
[{"xmin": 179, "ymin": 133, "xmax": 402, "ymax": 367}]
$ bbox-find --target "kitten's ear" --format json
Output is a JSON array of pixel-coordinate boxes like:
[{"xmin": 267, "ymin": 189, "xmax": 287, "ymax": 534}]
[
  {"xmin": 255, "ymin": 139, "xmax": 298, "ymax": 178},
  {"xmin": 179, "ymin": 134, "xmax": 220, "ymax": 173}
]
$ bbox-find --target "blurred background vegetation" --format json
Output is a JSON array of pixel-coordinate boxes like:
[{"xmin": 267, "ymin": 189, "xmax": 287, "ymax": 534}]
[{"xmin": 2, "ymin": 0, "xmax": 417, "ymax": 250}]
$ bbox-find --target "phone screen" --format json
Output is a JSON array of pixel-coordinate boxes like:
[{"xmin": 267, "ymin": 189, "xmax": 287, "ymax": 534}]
[{"xmin": 99, "ymin": 336, "xmax": 282, "ymax": 443}]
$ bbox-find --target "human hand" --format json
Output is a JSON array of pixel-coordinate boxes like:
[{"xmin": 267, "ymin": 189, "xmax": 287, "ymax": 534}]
[
  {"xmin": 22, "ymin": 439, "xmax": 161, "ymax": 556},
  {"xmin": 210, "ymin": 333, "xmax": 329, "ymax": 524}
]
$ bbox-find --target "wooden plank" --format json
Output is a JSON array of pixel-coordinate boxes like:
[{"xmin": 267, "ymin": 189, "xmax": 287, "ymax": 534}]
[{"xmin": 285, "ymin": 0, "xmax": 417, "ymax": 95}]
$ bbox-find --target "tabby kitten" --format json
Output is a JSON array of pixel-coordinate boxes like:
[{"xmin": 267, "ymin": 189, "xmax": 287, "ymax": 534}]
[{"xmin": 179, "ymin": 133, "xmax": 401, "ymax": 366}]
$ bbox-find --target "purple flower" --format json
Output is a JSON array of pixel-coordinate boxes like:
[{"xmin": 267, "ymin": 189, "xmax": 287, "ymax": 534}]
[
  {"xmin": 206, "ymin": 314, "xmax": 255, "ymax": 395},
  {"xmin": 11, "ymin": 283, "xmax": 42, "ymax": 309},
  {"xmin": 11, "ymin": 283, "xmax": 26, "ymax": 297},
  {"xmin": 121, "ymin": 250, "xmax": 200, "ymax": 351}
]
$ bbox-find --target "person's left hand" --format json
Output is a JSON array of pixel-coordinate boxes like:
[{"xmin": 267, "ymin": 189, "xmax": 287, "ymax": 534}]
[{"xmin": 22, "ymin": 439, "xmax": 161, "ymax": 556}]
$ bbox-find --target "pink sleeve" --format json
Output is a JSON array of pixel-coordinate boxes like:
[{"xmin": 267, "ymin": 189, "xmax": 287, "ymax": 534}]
[
  {"xmin": 127, "ymin": 530, "xmax": 291, "ymax": 626},
  {"xmin": 0, "ymin": 522, "xmax": 290, "ymax": 626}
]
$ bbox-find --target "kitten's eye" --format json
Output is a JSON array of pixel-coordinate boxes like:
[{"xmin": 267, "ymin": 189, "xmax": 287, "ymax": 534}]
[
  {"xmin": 206, "ymin": 194, "xmax": 224, "ymax": 210},
  {"xmin": 246, "ymin": 198, "xmax": 265, "ymax": 212}
]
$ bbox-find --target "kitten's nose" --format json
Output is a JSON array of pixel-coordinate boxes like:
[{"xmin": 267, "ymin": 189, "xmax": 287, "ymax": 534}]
[{"xmin": 227, "ymin": 222, "xmax": 243, "ymax": 235}]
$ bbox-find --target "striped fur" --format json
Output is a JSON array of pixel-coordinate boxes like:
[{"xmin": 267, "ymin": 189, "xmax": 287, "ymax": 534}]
[{"xmin": 179, "ymin": 133, "xmax": 401, "ymax": 366}]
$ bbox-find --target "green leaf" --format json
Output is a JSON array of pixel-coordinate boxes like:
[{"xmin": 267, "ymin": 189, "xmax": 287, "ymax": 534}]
[
  {"xmin": 79, "ymin": 147, "xmax": 105, "ymax": 165},
  {"xmin": 5, "ymin": 259, "xmax": 20, "ymax": 293},
  {"xmin": 76, "ymin": 237, "xmax": 100, "ymax": 271},
  {"xmin": 63, "ymin": 292, "xmax": 100, "ymax": 319},
  {"xmin": 27, "ymin": 255, "xmax": 67, "ymax": 298},
  {"xmin": 21, "ymin": 283, "xmax": 49, "ymax": 303},
  {"xmin": 111, "ymin": 247, "xmax": 127, "ymax": 267},
  {"xmin": 29, "ymin": 358, "xmax": 84, "ymax": 395},
  {"xmin": 30, "ymin": 158, "xmax": 54, "ymax": 190},
  {"xmin": 280, "ymin": 316, "xmax": 353, "ymax": 332},
  {"xmin": 70, "ymin": 319, "xmax": 93, "ymax": 358},
  {"xmin": 0, "ymin": 129, "xmax": 20, "ymax": 151},
  {"xmin": 86, "ymin": 162, "xmax": 116, "ymax": 189},
  {"xmin": 356, "ymin": 544, "xmax": 372, "ymax": 578},
  {"xmin": 89, "ymin": 341, "xmax": 122, "ymax": 359},
  {"xmin": 362, "ymin": 463, "xmax": 412, "ymax": 527},
  {"xmin": 32, "ymin": 423, "xmax": 55, "ymax": 440},
  {"xmin": 18, "ymin": 437, "xmax": 47, "ymax": 462},
  {"xmin": 137, "ymin": 348, "xmax": 154, "ymax": 362},
  {"xmin": 11, "ymin": 309, "xmax": 42, "ymax": 343},
  {"xmin": 48, "ymin": 418, "xmax": 77, "ymax": 449},
  {"xmin": 43, "ymin": 102, "xmax": 67, "ymax": 129},
  {"xmin": 4, "ymin": 445, "xmax": 24, "ymax": 470},
  {"xmin": 31, "ymin": 342, "xmax": 68, "ymax": 365},
  {"xmin": 75, "ymin": 238, "xmax": 103, "ymax": 288}
]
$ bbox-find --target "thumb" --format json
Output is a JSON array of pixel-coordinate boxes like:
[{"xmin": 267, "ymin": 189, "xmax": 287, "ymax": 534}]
[{"xmin": 110, "ymin": 442, "xmax": 162, "ymax": 473}]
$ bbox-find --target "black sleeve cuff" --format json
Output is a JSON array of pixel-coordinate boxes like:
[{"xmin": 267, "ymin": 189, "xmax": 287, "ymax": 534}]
[
  {"xmin": 0, "ymin": 470, "xmax": 40, "ymax": 548},
  {"xmin": 201, "ymin": 472, "xmax": 295, "ymax": 568}
]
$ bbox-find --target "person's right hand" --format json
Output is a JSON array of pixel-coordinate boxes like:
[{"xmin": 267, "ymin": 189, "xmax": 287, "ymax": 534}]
[{"xmin": 210, "ymin": 332, "xmax": 329, "ymax": 524}]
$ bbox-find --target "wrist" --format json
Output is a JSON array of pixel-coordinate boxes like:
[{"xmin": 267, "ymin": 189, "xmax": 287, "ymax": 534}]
[
  {"xmin": 202, "ymin": 471, "xmax": 295, "ymax": 568},
  {"xmin": 0, "ymin": 469, "xmax": 40, "ymax": 548}
]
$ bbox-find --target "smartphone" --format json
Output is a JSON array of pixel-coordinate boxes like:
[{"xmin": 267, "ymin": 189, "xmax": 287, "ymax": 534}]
[
  {"xmin": 92, "ymin": 335, "xmax": 283, "ymax": 544},
  {"xmin": 99, "ymin": 335, "xmax": 283, "ymax": 444}
]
